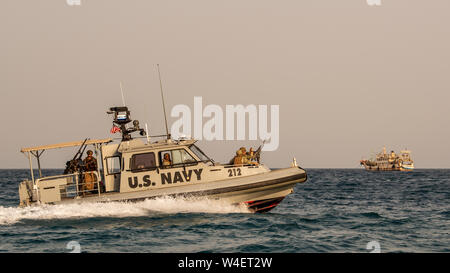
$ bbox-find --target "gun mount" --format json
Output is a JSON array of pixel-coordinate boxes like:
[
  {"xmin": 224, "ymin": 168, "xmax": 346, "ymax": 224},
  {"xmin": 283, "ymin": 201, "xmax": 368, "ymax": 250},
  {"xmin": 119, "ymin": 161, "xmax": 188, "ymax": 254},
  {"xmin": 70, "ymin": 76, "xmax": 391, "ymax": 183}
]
[{"xmin": 63, "ymin": 138, "xmax": 89, "ymax": 174}]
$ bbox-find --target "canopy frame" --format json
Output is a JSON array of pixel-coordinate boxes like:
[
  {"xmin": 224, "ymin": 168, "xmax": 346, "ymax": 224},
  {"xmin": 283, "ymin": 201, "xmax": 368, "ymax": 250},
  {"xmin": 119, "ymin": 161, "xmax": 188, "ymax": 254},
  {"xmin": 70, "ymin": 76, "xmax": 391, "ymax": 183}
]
[{"xmin": 21, "ymin": 138, "xmax": 113, "ymax": 185}]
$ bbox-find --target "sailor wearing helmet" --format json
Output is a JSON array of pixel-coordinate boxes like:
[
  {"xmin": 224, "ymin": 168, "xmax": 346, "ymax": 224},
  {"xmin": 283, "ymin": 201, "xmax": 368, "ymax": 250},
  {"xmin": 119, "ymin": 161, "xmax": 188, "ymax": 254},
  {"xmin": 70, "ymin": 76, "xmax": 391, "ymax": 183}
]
[{"xmin": 82, "ymin": 150, "xmax": 98, "ymax": 194}]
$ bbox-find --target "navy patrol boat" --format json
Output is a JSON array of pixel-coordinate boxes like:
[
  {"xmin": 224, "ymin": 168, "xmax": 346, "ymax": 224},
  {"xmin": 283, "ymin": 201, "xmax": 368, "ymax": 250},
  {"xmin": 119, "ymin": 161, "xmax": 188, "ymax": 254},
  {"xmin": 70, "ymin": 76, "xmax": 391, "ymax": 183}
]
[{"xmin": 18, "ymin": 106, "xmax": 307, "ymax": 213}]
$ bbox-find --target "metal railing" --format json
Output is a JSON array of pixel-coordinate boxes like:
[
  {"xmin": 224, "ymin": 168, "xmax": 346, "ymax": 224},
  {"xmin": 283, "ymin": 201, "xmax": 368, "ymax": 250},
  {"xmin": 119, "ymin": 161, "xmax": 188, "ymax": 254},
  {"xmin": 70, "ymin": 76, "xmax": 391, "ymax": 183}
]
[
  {"xmin": 69, "ymin": 171, "xmax": 101, "ymax": 198},
  {"xmin": 222, "ymin": 163, "xmax": 260, "ymax": 168},
  {"xmin": 35, "ymin": 171, "xmax": 102, "ymax": 201}
]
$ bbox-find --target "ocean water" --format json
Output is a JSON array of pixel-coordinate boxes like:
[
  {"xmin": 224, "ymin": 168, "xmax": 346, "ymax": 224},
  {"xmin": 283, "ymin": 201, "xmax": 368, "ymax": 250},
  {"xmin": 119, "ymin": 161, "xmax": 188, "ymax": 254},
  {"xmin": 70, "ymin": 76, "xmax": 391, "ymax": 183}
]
[{"xmin": 0, "ymin": 169, "xmax": 448, "ymax": 253}]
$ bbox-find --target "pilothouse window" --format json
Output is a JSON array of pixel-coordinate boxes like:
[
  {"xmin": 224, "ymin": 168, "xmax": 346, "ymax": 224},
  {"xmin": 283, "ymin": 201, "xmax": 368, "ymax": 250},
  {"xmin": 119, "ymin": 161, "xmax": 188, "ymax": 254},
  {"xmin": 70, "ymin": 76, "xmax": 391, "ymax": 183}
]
[
  {"xmin": 160, "ymin": 149, "xmax": 196, "ymax": 168},
  {"xmin": 189, "ymin": 145, "xmax": 210, "ymax": 162},
  {"xmin": 172, "ymin": 149, "xmax": 195, "ymax": 164},
  {"xmin": 131, "ymin": 152, "xmax": 156, "ymax": 171},
  {"xmin": 106, "ymin": 157, "xmax": 121, "ymax": 175}
]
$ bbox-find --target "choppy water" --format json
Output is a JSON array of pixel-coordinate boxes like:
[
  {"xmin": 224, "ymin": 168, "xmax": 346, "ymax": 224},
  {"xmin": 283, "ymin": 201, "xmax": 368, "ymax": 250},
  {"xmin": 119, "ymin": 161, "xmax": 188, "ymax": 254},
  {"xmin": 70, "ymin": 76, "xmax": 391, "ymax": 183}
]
[{"xmin": 0, "ymin": 169, "xmax": 448, "ymax": 253}]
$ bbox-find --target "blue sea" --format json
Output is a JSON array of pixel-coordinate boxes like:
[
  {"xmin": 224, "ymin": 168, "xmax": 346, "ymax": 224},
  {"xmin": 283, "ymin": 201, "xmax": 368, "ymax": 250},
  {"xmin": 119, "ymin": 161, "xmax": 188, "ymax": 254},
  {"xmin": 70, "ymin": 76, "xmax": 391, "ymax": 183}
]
[{"xmin": 0, "ymin": 169, "xmax": 448, "ymax": 253}]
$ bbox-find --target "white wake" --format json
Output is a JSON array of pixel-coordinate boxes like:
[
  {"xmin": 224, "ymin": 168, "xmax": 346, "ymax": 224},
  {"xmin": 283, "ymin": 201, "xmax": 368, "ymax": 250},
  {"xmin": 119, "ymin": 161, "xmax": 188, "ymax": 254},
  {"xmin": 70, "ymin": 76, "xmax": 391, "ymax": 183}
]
[{"xmin": 0, "ymin": 197, "xmax": 250, "ymax": 225}]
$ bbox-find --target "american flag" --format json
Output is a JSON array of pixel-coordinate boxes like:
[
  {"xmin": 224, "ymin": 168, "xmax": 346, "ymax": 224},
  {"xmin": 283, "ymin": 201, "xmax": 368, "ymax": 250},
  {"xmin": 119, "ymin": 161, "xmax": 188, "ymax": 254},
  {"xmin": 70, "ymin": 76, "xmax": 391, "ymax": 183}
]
[{"xmin": 110, "ymin": 126, "xmax": 121, "ymax": 134}]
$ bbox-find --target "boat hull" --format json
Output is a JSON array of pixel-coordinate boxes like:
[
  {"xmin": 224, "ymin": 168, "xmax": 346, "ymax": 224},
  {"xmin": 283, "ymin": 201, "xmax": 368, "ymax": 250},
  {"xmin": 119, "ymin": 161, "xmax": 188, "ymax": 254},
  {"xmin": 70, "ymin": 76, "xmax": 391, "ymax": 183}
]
[
  {"xmin": 400, "ymin": 164, "xmax": 414, "ymax": 171},
  {"xmin": 361, "ymin": 164, "xmax": 415, "ymax": 172},
  {"xmin": 362, "ymin": 165, "xmax": 402, "ymax": 171},
  {"xmin": 28, "ymin": 167, "xmax": 307, "ymax": 213}
]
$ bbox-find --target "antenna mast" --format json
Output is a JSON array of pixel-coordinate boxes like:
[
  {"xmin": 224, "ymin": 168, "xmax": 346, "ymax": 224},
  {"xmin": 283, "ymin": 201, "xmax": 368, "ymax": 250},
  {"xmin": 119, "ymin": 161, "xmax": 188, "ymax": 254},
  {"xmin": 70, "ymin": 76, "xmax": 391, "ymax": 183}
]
[
  {"xmin": 157, "ymin": 64, "xmax": 170, "ymax": 139},
  {"xmin": 120, "ymin": 81, "xmax": 126, "ymax": 106}
]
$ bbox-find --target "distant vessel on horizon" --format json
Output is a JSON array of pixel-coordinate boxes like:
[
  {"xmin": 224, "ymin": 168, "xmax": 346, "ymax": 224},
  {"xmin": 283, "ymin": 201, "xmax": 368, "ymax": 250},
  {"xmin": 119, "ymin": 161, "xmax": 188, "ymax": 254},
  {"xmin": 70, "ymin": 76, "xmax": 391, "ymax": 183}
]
[{"xmin": 360, "ymin": 147, "xmax": 414, "ymax": 171}]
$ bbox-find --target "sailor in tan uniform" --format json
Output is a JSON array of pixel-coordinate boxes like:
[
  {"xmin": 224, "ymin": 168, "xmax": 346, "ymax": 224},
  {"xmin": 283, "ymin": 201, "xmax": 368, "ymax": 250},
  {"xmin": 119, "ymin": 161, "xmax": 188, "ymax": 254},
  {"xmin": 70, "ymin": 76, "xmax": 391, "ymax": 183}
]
[{"xmin": 82, "ymin": 150, "xmax": 98, "ymax": 194}]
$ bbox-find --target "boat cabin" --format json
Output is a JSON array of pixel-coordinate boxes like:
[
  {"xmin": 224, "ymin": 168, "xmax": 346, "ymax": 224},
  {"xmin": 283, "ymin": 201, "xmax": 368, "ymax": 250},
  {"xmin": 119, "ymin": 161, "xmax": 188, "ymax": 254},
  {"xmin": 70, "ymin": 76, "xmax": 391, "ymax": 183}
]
[{"xmin": 18, "ymin": 106, "xmax": 267, "ymax": 206}]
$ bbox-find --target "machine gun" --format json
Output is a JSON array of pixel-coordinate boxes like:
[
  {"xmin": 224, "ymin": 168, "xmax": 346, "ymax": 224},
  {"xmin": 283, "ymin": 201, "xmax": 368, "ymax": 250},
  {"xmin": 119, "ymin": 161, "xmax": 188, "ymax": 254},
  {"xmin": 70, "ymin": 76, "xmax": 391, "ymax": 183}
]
[
  {"xmin": 254, "ymin": 139, "xmax": 266, "ymax": 164},
  {"xmin": 63, "ymin": 138, "xmax": 89, "ymax": 174}
]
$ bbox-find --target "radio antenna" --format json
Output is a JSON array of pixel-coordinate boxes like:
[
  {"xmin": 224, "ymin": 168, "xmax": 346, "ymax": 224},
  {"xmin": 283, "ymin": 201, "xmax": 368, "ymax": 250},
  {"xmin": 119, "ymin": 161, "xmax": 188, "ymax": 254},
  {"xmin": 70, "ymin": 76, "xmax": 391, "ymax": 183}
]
[
  {"xmin": 119, "ymin": 81, "xmax": 126, "ymax": 106},
  {"xmin": 145, "ymin": 123, "xmax": 150, "ymax": 144},
  {"xmin": 157, "ymin": 64, "xmax": 170, "ymax": 139}
]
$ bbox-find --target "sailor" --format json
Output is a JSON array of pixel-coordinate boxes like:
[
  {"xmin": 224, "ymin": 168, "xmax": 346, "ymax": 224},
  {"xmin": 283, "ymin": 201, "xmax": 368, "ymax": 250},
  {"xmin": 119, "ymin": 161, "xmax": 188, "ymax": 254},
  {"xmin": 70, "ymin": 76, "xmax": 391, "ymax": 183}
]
[
  {"xmin": 239, "ymin": 147, "xmax": 248, "ymax": 162},
  {"xmin": 248, "ymin": 147, "xmax": 259, "ymax": 165},
  {"xmin": 162, "ymin": 153, "xmax": 172, "ymax": 166},
  {"xmin": 235, "ymin": 147, "xmax": 248, "ymax": 165},
  {"xmin": 233, "ymin": 150, "xmax": 244, "ymax": 166},
  {"xmin": 83, "ymin": 150, "xmax": 98, "ymax": 171},
  {"xmin": 245, "ymin": 147, "xmax": 259, "ymax": 165},
  {"xmin": 249, "ymin": 147, "xmax": 254, "ymax": 156},
  {"xmin": 82, "ymin": 150, "xmax": 98, "ymax": 193},
  {"xmin": 248, "ymin": 147, "xmax": 256, "ymax": 161}
]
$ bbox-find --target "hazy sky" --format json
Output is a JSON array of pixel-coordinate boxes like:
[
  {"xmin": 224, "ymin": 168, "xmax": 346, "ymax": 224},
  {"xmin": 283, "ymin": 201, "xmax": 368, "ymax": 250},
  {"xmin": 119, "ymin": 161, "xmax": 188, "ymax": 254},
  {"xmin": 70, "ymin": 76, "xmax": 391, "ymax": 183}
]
[{"xmin": 1, "ymin": 0, "xmax": 449, "ymax": 169}]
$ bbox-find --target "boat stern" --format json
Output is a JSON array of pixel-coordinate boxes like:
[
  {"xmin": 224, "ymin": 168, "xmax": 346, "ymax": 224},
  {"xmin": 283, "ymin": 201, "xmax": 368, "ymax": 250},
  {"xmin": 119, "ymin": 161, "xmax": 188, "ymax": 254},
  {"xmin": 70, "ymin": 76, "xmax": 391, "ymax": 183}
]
[{"xmin": 18, "ymin": 180, "xmax": 35, "ymax": 207}]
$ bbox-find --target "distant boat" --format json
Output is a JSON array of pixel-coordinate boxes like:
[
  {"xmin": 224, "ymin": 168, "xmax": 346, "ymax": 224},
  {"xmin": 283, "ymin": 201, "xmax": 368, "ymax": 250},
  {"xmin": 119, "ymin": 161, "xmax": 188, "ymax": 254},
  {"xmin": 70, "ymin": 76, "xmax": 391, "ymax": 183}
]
[{"xmin": 360, "ymin": 147, "xmax": 414, "ymax": 171}]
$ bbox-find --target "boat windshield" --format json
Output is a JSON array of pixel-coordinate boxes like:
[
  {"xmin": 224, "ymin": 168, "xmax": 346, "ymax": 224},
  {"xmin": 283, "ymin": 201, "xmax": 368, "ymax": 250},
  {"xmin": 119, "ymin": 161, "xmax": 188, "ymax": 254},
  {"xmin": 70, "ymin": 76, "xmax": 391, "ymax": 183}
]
[{"xmin": 189, "ymin": 144, "xmax": 213, "ymax": 163}]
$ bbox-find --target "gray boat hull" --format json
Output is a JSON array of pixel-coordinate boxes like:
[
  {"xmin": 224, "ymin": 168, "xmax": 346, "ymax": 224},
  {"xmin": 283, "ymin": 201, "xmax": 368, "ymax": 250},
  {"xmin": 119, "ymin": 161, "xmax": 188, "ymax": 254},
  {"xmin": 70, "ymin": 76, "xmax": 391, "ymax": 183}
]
[{"xmin": 47, "ymin": 167, "xmax": 307, "ymax": 213}]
